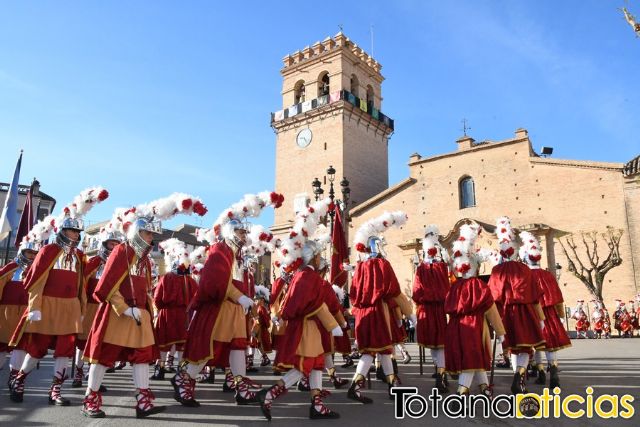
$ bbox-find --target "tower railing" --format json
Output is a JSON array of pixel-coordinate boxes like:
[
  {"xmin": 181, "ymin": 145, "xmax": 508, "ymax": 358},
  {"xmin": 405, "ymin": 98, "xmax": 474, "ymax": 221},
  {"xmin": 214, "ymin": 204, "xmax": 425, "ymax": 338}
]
[{"xmin": 271, "ymin": 89, "xmax": 394, "ymax": 131}]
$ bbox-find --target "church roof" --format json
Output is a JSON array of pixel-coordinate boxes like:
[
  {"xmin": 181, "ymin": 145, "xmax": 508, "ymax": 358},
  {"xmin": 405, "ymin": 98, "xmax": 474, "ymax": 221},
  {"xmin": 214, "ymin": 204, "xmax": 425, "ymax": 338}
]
[{"xmin": 349, "ymin": 177, "xmax": 416, "ymax": 217}]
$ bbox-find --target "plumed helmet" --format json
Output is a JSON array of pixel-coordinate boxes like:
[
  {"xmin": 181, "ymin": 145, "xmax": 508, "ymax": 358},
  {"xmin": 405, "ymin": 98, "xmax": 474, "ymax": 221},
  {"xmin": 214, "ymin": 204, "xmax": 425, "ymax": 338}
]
[{"xmin": 128, "ymin": 216, "xmax": 162, "ymax": 259}]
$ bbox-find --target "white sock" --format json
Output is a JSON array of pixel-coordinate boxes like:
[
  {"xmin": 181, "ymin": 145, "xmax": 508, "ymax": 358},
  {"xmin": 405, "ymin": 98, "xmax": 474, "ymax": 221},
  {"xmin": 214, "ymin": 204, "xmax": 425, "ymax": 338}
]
[
  {"xmin": 324, "ymin": 354, "xmax": 334, "ymax": 370},
  {"xmin": 0, "ymin": 352, "xmax": 7, "ymax": 370},
  {"xmin": 54, "ymin": 357, "xmax": 70, "ymax": 377},
  {"xmin": 21, "ymin": 354, "xmax": 40, "ymax": 373},
  {"xmin": 495, "ymin": 341, "xmax": 503, "ymax": 356},
  {"xmin": 247, "ymin": 347, "xmax": 255, "ymax": 356},
  {"xmin": 169, "ymin": 344, "xmax": 176, "ymax": 357},
  {"xmin": 458, "ymin": 372, "xmax": 474, "ymax": 388},
  {"xmin": 355, "ymin": 354, "xmax": 374, "ymax": 377},
  {"xmin": 75, "ymin": 348, "xmax": 84, "ymax": 368},
  {"xmin": 175, "ymin": 351, "xmax": 183, "ymax": 365},
  {"xmin": 510, "ymin": 354, "xmax": 518, "ymax": 373},
  {"xmin": 159, "ymin": 351, "xmax": 167, "ymax": 366},
  {"xmin": 309, "ymin": 369, "xmax": 323, "ymax": 390},
  {"xmin": 87, "ymin": 364, "xmax": 107, "ymax": 393},
  {"xmin": 516, "ymin": 353, "xmax": 530, "ymax": 369},
  {"xmin": 534, "ymin": 350, "xmax": 544, "ymax": 365},
  {"xmin": 380, "ymin": 354, "xmax": 394, "ymax": 376},
  {"xmin": 281, "ymin": 369, "xmax": 303, "ymax": 389},
  {"xmin": 545, "ymin": 351, "xmax": 557, "ymax": 365},
  {"xmin": 430, "ymin": 348, "xmax": 445, "ymax": 369},
  {"xmin": 229, "ymin": 349, "xmax": 246, "ymax": 377},
  {"xmin": 186, "ymin": 362, "xmax": 205, "ymax": 379},
  {"xmin": 133, "ymin": 364, "xmax": 150, "ymax": 389},
  {"xmin": 474, "ymin": 371, "xmax": 488, "ymax": 386},
  {"xmin": 10, "ymin": 350, "xmax": 26, "ymax": 371}
]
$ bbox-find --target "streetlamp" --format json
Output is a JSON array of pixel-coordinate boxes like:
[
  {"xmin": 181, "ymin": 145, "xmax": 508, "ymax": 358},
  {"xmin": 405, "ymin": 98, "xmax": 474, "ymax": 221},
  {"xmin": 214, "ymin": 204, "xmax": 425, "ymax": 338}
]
[{"xmin": 310, "ymin": 165, "xmax": 350, "ymax": 230}]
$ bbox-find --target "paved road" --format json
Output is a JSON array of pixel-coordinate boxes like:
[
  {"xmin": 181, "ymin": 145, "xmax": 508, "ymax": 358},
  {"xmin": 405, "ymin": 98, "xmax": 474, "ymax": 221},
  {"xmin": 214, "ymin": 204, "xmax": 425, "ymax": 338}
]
[{"xmin": 0, "ymin": 339, "xmax": 638, "ymax": 426}]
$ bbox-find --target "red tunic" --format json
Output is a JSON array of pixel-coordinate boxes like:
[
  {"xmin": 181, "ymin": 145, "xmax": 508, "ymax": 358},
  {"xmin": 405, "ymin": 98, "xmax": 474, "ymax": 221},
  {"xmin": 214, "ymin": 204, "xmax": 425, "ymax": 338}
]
[
  {"xmin": 153, "ymin": 272, "xmax": 197, "ymax": 350},
  {"xmin": 182, "ymin": 241, "xmax": 235, "ymax": 364},
  {"xmin": 488, "ymin": 261, "xmax": 545, "ymax": 352},
  {"xmin": 532, "ymin": 268, "xmax": 571, "ymax": 351},
  {"xmin": 255, "ymin": 304, "xmax": 272, "ymax": 353},
  {"xmin": 444, "ymin": 277, "xmax": 494, "ymax": 373},
  {"xmin": 78, "ymin": 256, "xmax": 103, "ymax": 344},
  {"xmin": 412, "ymin": 261, "xmax": 450, "ymax": 349},
  {"xmin": 0, "ymin": 262, "xmax": 25, "ymax": 348},
  {"xmin": 83, "ymin": 242, "xmax": 157, "ymax": 364},
  {"xmin": 349, "ymin": 258, "xmax": 401, "ymax": 354},
  {"xmin": 276, "ymin": 266, "xmax": 327, "ymax": 374},
  {"xmin": 10, "ymin": 244, "xmax": 85, "ymax": 346}
]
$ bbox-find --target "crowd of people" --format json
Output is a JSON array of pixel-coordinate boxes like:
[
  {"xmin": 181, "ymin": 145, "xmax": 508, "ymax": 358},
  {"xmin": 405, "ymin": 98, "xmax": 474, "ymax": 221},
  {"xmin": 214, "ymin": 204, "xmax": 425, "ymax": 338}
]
[
  {"xmin": 0, "ymin": 187, "xmax": 635, "ymax": 420},
  {"xmin": 570, "ymin": 296, "xmax": 640, "ymax": 339}
]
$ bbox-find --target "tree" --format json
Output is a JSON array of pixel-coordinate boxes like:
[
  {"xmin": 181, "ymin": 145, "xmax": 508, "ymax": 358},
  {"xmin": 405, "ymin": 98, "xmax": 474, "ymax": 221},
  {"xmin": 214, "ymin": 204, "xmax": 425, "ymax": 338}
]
[{"xmin": 558, "ymin": 227, "xmax": 624, "ymax": 302}]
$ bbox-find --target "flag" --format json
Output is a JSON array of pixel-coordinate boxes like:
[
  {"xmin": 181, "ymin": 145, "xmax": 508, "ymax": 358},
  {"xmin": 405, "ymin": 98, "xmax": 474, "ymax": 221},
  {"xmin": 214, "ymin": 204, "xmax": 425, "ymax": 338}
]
[
  {"xmin": 13, "ymin": 181, "xmax": 34, "ymax": 248},
  {"xmin": 330, "ymin": 204, "xmax": 349, "ymax": 288},
  {"xmin": 0, "ymin": 151, "xmax": 23, "ymax": 241}
]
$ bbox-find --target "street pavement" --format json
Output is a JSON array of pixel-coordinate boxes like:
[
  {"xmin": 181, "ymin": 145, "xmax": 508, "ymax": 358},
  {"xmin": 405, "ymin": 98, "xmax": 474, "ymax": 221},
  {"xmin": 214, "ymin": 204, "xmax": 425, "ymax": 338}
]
[{"xmin": 0, "ymin": 339, "xmax": 638, "ymax": 426}]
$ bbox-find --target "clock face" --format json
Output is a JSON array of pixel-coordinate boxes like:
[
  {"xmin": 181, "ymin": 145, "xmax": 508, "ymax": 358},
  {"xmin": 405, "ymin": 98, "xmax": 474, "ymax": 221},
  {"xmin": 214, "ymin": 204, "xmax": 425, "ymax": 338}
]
[{"xmin": 296, "ymin": 128, "xmax": 312, "ymax": 148}]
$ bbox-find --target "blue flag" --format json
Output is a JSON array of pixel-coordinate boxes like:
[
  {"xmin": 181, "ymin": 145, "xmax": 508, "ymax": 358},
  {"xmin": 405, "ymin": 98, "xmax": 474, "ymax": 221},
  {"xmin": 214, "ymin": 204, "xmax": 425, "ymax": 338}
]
[{"xmin": 0, "ymin": 150, "xmax": 23, "ymax": 241}]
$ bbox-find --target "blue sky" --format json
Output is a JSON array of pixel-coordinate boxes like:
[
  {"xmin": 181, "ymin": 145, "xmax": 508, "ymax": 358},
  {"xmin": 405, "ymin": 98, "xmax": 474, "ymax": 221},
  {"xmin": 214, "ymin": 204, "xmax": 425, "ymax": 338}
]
[{"xmin": 1, "ymin": 0, "xmax": 638, "ymax": 230}]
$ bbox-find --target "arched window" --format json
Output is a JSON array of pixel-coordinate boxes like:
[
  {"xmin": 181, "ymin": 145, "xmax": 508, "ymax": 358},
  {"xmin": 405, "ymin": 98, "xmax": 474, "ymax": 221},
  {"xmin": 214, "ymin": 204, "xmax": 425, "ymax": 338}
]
[
  {"xmin": 350, "ymin": 74, "xmax": 359, "ymax": 97},
  {"xmin": 459, "ymin": 176, "xmax": 476, "ymax": 209},
  {"xmin": 318, "ymin": 72, "xmax": 330, "ymax": 97},
  {"xmin": 366, "ymin": 85, "xmax": 375, "ymax": 108},
  {"xmin": 294, "ymin": 80, "xmax": 306, "ymax": 104}
]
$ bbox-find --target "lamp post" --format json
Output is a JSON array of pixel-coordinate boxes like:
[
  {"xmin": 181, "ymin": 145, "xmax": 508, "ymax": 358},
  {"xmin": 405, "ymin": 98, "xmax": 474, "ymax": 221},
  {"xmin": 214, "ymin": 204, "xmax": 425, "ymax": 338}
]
[{"xmin": 310, "ymin": 165, "xmax": 350, "ymax": 231}]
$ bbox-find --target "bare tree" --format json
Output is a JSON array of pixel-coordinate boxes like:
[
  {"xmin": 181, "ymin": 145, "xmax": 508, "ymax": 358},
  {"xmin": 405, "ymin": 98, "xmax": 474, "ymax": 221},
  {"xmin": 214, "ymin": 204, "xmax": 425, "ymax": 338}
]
[{"xmin": 558, "ymin": 227, "xmax": 624, "ymax": 301}]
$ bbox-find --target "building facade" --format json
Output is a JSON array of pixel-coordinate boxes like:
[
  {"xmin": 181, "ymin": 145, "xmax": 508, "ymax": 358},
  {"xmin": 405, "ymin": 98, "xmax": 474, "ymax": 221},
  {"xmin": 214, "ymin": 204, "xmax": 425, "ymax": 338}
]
[{"xmin": 348, "ymin": 130, "xmax": 640, "ymax": 312}]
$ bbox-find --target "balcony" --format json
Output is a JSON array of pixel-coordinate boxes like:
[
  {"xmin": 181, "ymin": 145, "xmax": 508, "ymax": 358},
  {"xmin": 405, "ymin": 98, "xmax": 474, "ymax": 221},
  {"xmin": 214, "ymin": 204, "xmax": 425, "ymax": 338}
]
[{"xmin": 271, "ymin": 90, "xmax": 394, "ymax": 131}]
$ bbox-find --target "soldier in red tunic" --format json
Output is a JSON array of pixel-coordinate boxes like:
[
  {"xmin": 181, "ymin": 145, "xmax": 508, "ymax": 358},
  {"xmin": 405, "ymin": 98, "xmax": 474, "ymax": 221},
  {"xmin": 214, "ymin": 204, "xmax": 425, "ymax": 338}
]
[
  {"xmin": 591, "ymin": 300, "xmax": 606, "ymax": 339},
  {"xmin": 150, "ymin": 238, "xmax": 197, "ymax": 380},
  {"xmin": 9, "ymin": 187, "xmax": 109, "ymax": 405},
  {"xmin": 445, "ymin": 224, "xmax": 505, "ymax": 397},
  {"xmin": 0, "ymin": 237, "xmax": 39, "ymax": 384},
  {"xmin": 571, "ymin": 300, "xmax": 590, "ymax": 339},
  {"xmin": 257, "ymin": 198, "xmax": 342, "ymax": 420},
  {"xmin": 173, "ymin": 191, "xmax": 283, "ymax": 408},
  {"xmin": 73, "ymin": 223, "xmax": 123, "ymax": 389},
  {"xmin": 346, "ymin": 211, "xmax": 416, "ymax": 404},
  {"xmin": 412, "ymin": 225, "xmax": 451, "ymax": 393},
  {"xmin": 488, "ymin": 217, "xmax": 546, "ymax": 395},
  {"xmin": 252, "ymin": 284, "xmax": 273, "ymax": 367},
  {"xmin": 519, "ymin": 231, "xmax": 571, "ymax": 389},
  {"xmin": 82, "ymin": 193, "xmax": 207, "ymax": 418}
]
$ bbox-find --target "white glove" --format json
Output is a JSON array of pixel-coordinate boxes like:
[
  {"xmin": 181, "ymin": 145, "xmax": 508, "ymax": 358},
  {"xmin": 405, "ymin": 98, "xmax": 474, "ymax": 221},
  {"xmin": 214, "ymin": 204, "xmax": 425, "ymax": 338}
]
[
  {"xmin": 237, "ymin": 295, "xmax": 254, "ymax": 313},
  {"xmin": 408, "ymin": 314, "xmax": 417, "ymax": 328},
  {"xmin": 497, "ymin": 334, "xmax": 505, "ymax": 344},
  {"xmin": 560, "ymin": 318, "xmax": 566, "ymax": 325},
  {"xmin": 539, "ymin": 320, "xmax": 546, "ymax": 331},
  {"xmin": 27, "ymin": 310, "xmax": 42, "ymax": 322},
  {"xmin": 331, "ymin": 326, "xmax": 344, "ymax": 337},
  {"xmin": 124, "ymin": 307, "xmax": 142, "ymax": 321},
  {"xmin": 271, "ymin": 315, "xmax": 281, "ymax": 328},
  {"xmin": 396, "ymin": 318, "xmax": 403, "ymax": 328}
]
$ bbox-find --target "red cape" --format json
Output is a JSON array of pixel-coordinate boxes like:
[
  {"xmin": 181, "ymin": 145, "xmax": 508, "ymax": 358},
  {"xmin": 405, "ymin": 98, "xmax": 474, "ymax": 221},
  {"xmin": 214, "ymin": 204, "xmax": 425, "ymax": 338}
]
[
  {"xmin": 349, "ymin": 258, "xmax": 401, "ymax": 308},
  {"xmin": 10, "ymin": 244, "xmax": 84, "ymax": 346},
  {"xmin": 532, "ymin": 268, "xmax": 564, "ymax": 307},
  {"xmin": 183, "ymin": 241, "xmax": 234, "ymax": 363},
  {"xmin": 83, "ymin": 242, "xmax": 153, "ymax": 363},
  {"xmin": 412, "ymin": 261, "xmax": 450, "ymax": 304},
  {"xmin": 276, "ymin": 266, "xmax": 325, "ymax": 368},
  {"xmin": 488, "ymin": 261, "xmax": 541, "ymax": 306}
]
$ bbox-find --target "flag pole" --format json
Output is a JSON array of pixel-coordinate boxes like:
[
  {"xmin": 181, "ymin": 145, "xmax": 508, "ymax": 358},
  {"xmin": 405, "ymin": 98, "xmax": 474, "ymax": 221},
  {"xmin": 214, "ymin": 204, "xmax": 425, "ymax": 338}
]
[{"xmin": 2, "ymin": 230, "xmax": 11, "ymax": 266}]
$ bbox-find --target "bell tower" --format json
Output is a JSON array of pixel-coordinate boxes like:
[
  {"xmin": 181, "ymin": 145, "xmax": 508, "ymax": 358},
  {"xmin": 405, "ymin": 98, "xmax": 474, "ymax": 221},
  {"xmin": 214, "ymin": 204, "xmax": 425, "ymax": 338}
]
[{"xmin": 271, "ymin": 32, "xmax": 394, "ymax": 234}]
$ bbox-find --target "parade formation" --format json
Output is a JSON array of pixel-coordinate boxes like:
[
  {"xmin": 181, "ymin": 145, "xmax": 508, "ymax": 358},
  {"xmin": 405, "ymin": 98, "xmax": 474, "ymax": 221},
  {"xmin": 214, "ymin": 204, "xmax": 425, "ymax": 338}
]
[{"xmin": 2, "ymin": 184, "xmax": 636, "ymax": 422}]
